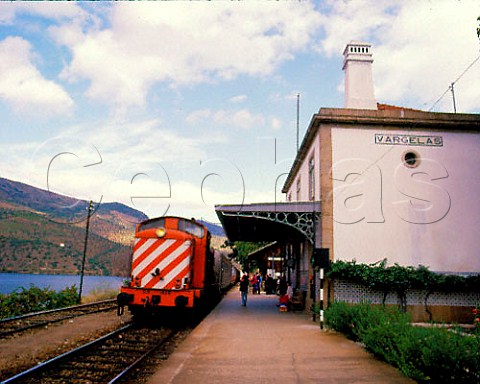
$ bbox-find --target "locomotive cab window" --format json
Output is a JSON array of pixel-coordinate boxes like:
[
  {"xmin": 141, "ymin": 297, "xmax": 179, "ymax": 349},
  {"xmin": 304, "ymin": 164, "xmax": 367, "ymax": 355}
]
[
  {"xmin": 178, "ymin": 219, "xmax": 205, "ymax": 238},
  {"xmin": 138, "ymin": 218, "xmax": 165, "ymax": 232}
]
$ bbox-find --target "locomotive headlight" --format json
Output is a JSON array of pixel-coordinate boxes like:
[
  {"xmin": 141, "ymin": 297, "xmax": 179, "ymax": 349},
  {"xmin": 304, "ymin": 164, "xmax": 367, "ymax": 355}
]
[{"xmin": 156, "ymin": 227, "xmax": 166, "ymax": 238}]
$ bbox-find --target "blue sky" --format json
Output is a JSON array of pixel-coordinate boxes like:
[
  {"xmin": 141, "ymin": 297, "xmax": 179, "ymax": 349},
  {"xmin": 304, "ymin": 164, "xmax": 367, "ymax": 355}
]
[{"xmin": 0, "ymin": 1, "xmax": 479, "ymax": 223}]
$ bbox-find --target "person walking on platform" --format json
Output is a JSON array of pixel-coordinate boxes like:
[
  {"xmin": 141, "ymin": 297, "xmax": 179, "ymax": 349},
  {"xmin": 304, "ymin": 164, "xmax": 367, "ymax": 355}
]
[
  {"xmin": 251, "ymin": 273, "xmax": 260, "ymax": 294},
  {"xmin": 278, "ymin": 274, "xmax": 288, "ymax": 296},
  {"xmin": 265, "ymin": 274, "xmax": 274, "ymax": 295},
  {"xmin": 239, "ymin": 273, "xmax": 249, "ymax": 306}
]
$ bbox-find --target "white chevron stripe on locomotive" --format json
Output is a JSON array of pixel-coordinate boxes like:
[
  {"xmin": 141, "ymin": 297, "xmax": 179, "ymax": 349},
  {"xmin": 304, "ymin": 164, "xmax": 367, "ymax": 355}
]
[
  {"xmin": 132, "ymin": 238, "xmax": 176, "ymax": 279},
  {"xmin": 144, "ymin": 252, "xmax": 191, "ymax": 289},
  {"xmin": 133, "ymin": 239, "xmax": 192, "ymax": 289},
  {"xmin": 142, "ymin": 240, "xmax": 192, "ymax": 289}
]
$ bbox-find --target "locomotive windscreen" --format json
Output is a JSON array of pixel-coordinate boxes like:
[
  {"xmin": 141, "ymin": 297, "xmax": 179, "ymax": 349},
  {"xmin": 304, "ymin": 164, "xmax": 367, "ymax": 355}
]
[
  {"xmin": 178, "ymin": 218, "xmax": 205, "ymax": 238},
  {"xmin": 137, "ymin": 218, "xmax": 165, "ymax": 232},
  {"xmin": 137, "ymin": 217, "xmax": 205, "ymax": 239}
]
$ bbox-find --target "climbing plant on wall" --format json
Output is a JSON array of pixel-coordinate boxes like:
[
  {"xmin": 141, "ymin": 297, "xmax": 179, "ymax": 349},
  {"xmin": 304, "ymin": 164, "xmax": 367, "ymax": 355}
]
[{"xmin": 327, "ymin": 259, "xmax": 480, "ymax": 312}]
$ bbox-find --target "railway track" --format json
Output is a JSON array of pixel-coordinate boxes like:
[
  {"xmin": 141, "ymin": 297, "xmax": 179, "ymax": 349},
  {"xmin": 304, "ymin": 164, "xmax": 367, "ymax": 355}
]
[
  {"xmin": 2, "ymin": 323, "xmax": 177, "ymax": 384},
  {"xmin": 0, "ymin": 299, "xmax": 118, "ymax": 339}
]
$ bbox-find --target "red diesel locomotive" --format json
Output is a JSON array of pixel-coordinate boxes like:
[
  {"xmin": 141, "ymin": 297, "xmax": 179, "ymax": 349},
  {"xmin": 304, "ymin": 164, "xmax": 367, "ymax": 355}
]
[{"xmin": 117, "ymin": 216, "xmax": 236, "ymax": 319}]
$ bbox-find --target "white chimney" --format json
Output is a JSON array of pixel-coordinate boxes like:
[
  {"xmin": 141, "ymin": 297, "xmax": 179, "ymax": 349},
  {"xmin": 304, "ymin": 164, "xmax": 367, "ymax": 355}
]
[{"xmin": 343, "ymin": 41, "xmax": 377, "ymax": 110}]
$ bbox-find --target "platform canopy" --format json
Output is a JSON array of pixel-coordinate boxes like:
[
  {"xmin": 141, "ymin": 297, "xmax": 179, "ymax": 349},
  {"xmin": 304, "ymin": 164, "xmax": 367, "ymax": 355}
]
[{"xmin": 215, "ymin": 202, "xmax": 321, "ymax": 244}]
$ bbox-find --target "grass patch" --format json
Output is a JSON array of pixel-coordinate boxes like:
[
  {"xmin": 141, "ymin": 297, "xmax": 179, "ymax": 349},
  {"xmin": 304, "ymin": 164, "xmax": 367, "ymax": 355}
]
[{"xmin": 81, "ymin": 286, "xmax": 118, "ymax": 303}]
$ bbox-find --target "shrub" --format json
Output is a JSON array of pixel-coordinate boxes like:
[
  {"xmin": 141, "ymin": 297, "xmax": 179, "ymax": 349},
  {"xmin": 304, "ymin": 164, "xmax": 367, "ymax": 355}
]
[
  {"xmin": 414, "ymin": 326, "xmax": 480, "ymax": 382},
  {"xmin": 325, "ymin": 302, "xmax": 480, "ymax": 383},
  {"xmin": 323, "ymin": 301, "xmax": 357, "ymax": 339},
  {"xmin": 0, "ymin": 284, "xmax": 78, "ymax": 318}
]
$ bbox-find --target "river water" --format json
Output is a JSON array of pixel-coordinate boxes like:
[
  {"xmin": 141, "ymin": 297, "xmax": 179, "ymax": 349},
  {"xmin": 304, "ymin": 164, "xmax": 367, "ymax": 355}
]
[{"xmin": 0, "ymin": 273, "xmax": 125, "ymax": 296}]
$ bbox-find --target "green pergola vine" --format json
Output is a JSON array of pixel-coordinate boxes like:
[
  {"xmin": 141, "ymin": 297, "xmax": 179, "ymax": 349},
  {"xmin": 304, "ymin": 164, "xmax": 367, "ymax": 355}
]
[{"xmin": 327, "ymin": 259, "xmax": 480, "ymax": 313}]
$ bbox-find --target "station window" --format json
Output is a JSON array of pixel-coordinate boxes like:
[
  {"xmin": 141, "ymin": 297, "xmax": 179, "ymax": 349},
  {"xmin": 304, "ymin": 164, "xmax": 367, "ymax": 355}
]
[
  {"xmin": 296, "ymin": 177, "xmax": 301, "ymax": 200},
  {"xmin": 403, "ymin": 151, "xmax": 420, "ymax": 168},
  {"xmin": 308, "ymin": 156, "xmax": 315, "ymax": 201}
]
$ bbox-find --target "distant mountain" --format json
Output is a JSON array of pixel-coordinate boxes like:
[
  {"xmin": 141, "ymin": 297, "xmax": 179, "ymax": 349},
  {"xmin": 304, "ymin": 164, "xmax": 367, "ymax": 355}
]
[
  {"xmin": 0, "ymin": 177, "xmax": 148, "ymax": 276},
  {"xmin": 0, "ymin": 178, "xmax": 147, "ymax": 227},
  {"xmin": 0, "ymin": 178, "xmax": 229, "ymax": 277},
  {"xmin": 198, "ymin": 220, "xmax": 225, "ymax": 237}
]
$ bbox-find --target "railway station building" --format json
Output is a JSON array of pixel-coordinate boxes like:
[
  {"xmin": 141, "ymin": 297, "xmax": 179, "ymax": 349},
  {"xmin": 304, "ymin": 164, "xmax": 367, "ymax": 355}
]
[{"xmin": 216, "ymin": 41, "xmax": 480, "ymax": 321}]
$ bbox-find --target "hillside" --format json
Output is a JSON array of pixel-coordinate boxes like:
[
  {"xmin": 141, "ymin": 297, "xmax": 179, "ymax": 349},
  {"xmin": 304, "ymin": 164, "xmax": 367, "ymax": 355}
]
[
  {"xmin": 0, "ymin": 178, "xmax": 148, "ymax": 276},
  {"xmin": 0, "ymin": 178, "xmax": 227, "ymax": 277}
]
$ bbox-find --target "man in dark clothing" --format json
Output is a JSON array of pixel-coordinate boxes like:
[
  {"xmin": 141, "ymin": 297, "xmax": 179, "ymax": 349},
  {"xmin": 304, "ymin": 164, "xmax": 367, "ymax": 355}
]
[
  {"xmin": 278, "ymin": 275, "xmax": 288, "ymax": 296},
  {"xmin": 239, "ymin": 273, "xmax": 249, "ymax": 306},
  {"xmin": 265, "ymin": 274, "xmax": 274, "ymax": 295}
]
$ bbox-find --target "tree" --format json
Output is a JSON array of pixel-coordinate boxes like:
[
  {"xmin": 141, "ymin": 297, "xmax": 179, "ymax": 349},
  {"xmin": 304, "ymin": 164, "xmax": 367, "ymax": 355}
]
[{"xmin": 233, "ymin": 241, "xmax": 268, "ymax": 272}]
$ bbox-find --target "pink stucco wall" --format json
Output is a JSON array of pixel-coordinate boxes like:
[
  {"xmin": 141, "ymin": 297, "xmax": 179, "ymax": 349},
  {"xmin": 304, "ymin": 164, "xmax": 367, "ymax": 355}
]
[{"xmin": 331, "ymin": 127, "xmax": 480, "ymax": 273}]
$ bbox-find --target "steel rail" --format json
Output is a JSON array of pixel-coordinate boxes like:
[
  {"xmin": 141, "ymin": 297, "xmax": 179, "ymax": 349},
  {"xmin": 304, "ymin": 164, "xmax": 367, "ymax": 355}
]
[
  {"xmin": 1, "ymin": 323, "xmax": 134, "ymax": 384},
  {"xmin": 0, "ymin": 299, "xmax": 117, "ymax": 338},
  {"xmin": 108, "ymin": 329, "xmax": 176, "ymax": 384},
  {"xmin": 0, "ymin": 299, "xmax": 116, "ymax": 323}
]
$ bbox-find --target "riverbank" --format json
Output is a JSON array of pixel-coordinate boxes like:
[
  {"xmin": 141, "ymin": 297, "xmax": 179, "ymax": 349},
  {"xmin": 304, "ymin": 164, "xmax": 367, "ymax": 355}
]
[{"xmin": 0, "ymin": 272, "xmax": 125, "ymax": 296}]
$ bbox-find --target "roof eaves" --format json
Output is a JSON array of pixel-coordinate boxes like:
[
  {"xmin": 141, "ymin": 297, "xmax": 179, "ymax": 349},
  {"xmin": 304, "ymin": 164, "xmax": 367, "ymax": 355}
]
[{"xmin": 281, "ymin": 106, "xmax": 480, "ymax": 194}]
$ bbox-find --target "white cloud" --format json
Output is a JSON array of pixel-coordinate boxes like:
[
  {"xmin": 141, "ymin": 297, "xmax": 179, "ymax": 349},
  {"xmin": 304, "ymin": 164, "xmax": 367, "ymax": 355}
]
[
  {"xmin": 0, "ymin": 116, "xmax": 211, "ymax": 204},
  {"xmin": 0, "ymin": 2, "xmax": 91, "ymax": 25},
  {"xmin": 185, "ymin": 109, "xmax": 212, "ymax": 125},
  {"xmin": 215, "ymin": 109, "xmax": 265, "ymax": 130},
  {"xmin": 0, "ymin": 5, "xmax": 15, "ymax": 24},
  {"xmin": 0, "ymin": 2, "xmax": 90, "ymax": 22},
  {"xmin": 229, "ymin": 94, "xmax": 247, "ymax": 104},
  {"xmin": 66, "ymin": 118, "xmax": 210, "ymax": 169},
  {"xmin": 0, "ymin": 37, "xmax": 74, "ymax": 117},
  {"xmin": 271, "ymin": 117, "xmax": 283, "ymax": 131},
  {"xmin": 51, "ymin": 2, "xmax": 322, "ymax": 111},
  {"xmin": 318, "ymin": 0, "xmax": 397, "ymax": 57},
  {"xmin": 319, "ymin": 0, "xmax": 480, "ymax": 112},
  {"xmin": 2, "ymin": 0, "xmax": 479, "ymax": 222},
  {"xmin": 0, "ymin": 132, "xmax": 243, "ymax": 222},
  {"xmin": 186, "ymin": 107, "xmax": 265, "ymax": 130},
  {"xmin": 373, "ymin": 1, "xmax": 480, "ymax": 112},
  {"xmin": 100, "ymin": 163, "xmax": 249, "ymax": 222}
]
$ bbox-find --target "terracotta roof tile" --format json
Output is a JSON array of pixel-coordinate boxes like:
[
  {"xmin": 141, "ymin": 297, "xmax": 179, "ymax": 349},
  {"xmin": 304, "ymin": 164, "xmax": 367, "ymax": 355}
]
[{"xmin": 376, "ymin": 103, "xmax": 423, "ymax": 112}]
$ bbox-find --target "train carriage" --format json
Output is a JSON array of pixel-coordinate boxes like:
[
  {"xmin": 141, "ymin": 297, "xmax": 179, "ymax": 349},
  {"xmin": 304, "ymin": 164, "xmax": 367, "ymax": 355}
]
[
  {"xmin": 117, "ymin": 216, "xmax": 236, "ymax": 319},
  {"xmin": 214, "ymin": 249, "xmax": 239, "ymax": 291}
]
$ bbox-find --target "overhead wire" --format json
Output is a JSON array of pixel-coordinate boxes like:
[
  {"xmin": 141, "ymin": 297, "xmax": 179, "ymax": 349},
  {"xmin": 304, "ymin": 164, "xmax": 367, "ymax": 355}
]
[
  {"xmin": 334, "ymin": 53, "xmax": 480, "ymax": 214},
  {"xmin": 428, "ymin": 54, "xmax": 480, "ymax": 112}
]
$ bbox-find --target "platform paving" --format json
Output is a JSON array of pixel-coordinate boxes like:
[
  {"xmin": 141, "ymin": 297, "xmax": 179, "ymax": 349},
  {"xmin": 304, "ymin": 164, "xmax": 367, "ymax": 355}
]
[{"xmin": 147, "ymin": 289, "xmax": 416, "ymax": 384}]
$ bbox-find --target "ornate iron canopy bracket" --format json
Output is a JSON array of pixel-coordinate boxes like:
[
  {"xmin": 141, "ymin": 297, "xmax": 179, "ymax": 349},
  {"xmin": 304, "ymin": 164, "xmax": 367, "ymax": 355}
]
[{"xmin": 222, "ymin": 209, "xmax": 320, "ymax": 244}]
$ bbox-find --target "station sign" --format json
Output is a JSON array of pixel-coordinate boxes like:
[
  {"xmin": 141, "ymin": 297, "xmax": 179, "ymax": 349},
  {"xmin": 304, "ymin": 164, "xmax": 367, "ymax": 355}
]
[{"xmin": 375, "ymin": 134, "xmax": 443, "ymax": 147}]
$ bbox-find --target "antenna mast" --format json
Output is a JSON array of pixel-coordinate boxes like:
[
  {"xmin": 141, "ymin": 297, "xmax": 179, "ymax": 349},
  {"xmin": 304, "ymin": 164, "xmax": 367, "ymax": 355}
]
[
  {"xmin": 296, "ymin": 93, "xmax": 300, "ymax": 152},
  {"xmin": 450, "ymin": 82, "xmax": 457, "ymax": 113}
]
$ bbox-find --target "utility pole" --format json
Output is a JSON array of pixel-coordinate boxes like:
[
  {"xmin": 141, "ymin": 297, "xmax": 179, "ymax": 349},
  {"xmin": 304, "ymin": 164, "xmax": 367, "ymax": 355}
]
[
  {"xmin": 296, "ymin": 93, "xmax": 300, "ymax": 152},
  {"xmin": 450, "ymin": 82, "xmax": 457, "ymax": 113},
  {"xmin": 78, "ymin": 200, "xmax": 93, "ymax": 304}
]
